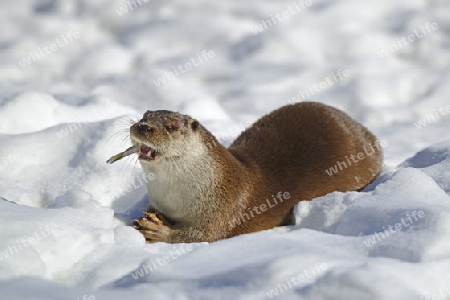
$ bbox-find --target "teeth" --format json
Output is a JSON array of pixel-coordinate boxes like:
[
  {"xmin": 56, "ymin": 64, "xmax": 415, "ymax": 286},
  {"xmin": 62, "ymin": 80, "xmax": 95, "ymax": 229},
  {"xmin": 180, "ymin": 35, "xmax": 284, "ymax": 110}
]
[
  {"xmin": 141, "ymin": 145, "xmax": 152, "ymax": 153},
  {"xmin": 138, "ymin": 144, "xmax": 157, "ymax": 161}
]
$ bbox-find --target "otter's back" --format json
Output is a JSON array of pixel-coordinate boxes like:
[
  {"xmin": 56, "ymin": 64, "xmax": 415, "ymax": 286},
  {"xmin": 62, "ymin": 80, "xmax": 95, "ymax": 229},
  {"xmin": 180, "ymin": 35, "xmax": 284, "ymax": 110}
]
[{"xmin": 229, "ymin": 102, "xmax": 382, "ymax": 196}]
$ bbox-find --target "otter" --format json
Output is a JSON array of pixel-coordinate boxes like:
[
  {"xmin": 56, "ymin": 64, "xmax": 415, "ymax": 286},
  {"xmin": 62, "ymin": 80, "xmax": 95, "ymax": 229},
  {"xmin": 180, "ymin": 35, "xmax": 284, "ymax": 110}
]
[{"xmin": 109, "ymin": 102, "xmax": 383, "ymax": 243}]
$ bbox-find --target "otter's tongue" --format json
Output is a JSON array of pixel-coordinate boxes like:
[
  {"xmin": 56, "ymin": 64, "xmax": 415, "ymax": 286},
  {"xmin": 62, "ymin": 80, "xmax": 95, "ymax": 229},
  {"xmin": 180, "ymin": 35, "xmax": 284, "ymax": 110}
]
[{"xmin": 139, "ymin": 145, "xmax": 156, "ymax": 160}]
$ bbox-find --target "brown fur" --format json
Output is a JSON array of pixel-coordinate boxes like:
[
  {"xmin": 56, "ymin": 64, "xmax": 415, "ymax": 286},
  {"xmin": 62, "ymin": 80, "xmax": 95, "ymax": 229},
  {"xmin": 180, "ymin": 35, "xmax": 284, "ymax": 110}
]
[{"xmin": 131, "ymin": 102, "xmax": 383, "ymax": 243}]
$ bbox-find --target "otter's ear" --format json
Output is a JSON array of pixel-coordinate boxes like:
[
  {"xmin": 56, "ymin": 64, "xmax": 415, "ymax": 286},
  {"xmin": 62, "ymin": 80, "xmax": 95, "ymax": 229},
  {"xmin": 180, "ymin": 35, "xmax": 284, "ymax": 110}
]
[{"xmin": 190, "ymin": 119, "xmax": 199, "ymax": 131}]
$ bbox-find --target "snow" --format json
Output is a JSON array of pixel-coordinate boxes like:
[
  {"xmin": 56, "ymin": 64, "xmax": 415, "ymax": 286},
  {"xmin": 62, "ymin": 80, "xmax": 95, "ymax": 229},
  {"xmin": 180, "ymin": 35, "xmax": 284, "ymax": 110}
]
[{"xmin": 1, "ymin": 0, "xmax": 450, "ymax": 299}]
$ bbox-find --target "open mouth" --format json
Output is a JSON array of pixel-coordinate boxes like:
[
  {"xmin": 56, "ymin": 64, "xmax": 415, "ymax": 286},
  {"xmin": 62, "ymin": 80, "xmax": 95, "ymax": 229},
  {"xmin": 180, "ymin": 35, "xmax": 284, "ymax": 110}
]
[{"xmin": 139, "ymin": 144, "xmax": 157, "ymax": 161}]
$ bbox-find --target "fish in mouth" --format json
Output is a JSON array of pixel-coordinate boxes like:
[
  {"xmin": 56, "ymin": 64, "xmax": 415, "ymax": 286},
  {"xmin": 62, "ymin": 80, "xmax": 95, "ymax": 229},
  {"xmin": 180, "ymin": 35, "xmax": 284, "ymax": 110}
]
[{"xmin": 107, "ymin": 144, "xmax": 157, "ymax": 164}]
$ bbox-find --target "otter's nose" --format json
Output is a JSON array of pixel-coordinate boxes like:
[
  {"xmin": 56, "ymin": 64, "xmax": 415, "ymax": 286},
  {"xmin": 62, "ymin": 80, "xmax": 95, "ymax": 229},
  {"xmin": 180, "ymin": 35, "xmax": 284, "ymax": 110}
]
[{"xmin": 138, "ymin": 123, "xmax": 154, "ymax": 133}]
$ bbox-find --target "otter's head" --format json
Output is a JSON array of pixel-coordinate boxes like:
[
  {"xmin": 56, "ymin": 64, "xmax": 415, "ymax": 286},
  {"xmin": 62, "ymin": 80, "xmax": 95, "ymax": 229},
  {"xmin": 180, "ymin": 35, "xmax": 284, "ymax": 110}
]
[{"xmin": 130, "ymin": 110, "xmax": 201, "ymax": 164}]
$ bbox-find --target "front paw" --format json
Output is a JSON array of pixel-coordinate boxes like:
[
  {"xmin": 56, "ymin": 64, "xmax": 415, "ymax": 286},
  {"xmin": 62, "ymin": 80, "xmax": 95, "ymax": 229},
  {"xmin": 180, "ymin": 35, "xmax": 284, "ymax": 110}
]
[{"xmin": 134, "ymin": 212, "xmax": 173, "ymax": 243}]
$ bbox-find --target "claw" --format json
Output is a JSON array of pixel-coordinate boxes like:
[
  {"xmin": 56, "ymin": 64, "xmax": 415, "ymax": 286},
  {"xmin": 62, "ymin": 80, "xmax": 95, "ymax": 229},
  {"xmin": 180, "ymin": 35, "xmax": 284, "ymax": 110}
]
[{"xmin": 133, "ymin": 212, "xmax": 173, "ymax": 243}]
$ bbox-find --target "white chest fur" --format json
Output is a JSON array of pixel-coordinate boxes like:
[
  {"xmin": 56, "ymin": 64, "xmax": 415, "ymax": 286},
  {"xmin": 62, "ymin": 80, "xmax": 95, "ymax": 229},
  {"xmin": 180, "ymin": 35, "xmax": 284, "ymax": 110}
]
[{"xmin": 141, "ymin": 152, "xmax": 217, "ymax": 224}]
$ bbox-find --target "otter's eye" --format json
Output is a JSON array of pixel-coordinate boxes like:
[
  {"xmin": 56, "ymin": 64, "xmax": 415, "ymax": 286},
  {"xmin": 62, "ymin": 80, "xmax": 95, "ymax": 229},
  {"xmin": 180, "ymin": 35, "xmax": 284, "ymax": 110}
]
[{"xmin": 166, "ymin": 125, "xmax": 175, "ymax": 132}]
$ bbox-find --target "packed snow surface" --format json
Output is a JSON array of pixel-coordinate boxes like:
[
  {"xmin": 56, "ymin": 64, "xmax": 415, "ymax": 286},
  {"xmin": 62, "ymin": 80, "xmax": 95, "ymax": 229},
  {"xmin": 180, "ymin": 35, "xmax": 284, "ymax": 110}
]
[{"xmin": 1, "ymin": 0, "xmax": 450, "ymax": 299}]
